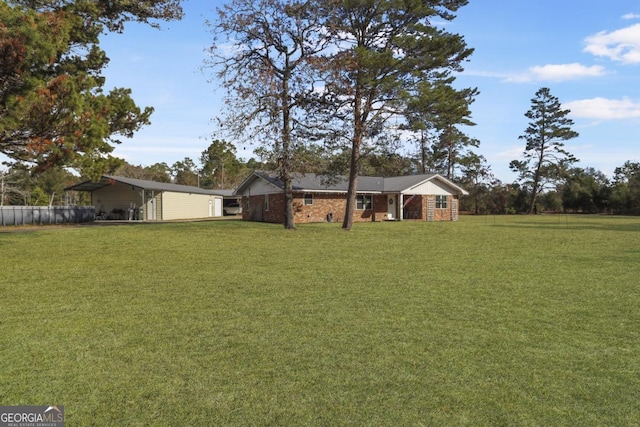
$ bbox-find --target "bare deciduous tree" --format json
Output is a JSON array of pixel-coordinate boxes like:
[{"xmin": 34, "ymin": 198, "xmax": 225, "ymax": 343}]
[{"xmin": 207, "ymin": 0, "xmax": 328, "ymax": 229}]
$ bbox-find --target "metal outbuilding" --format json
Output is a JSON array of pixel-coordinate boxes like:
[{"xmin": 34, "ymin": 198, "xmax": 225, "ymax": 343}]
[{"xmin": 65, "ymin": 175, "xmax": 225, "ymax": 221}]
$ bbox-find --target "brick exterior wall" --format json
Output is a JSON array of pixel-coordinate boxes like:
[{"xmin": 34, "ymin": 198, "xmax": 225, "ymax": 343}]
[
  {"xmin": 422, "ymin": 195, "xmax": 456, "ymax": 221},
  {"xmin": 242, "ymin": 192, "xmax": 459, "ymax": 224}
]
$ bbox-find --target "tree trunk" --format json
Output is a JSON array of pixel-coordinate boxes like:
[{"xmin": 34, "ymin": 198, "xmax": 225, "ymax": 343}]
[
  {"xmin": 446, "ymin": 125, "xmax": 454, "ymax": 179},
  {"xmin": 342, "ymin": 84, "xmax": 364, "ymax": 231},
  {"xmin": 420, "ymin": 129, "xmax": 426, "ymax": 174},
  {"xmin": 528, "ymin": 188, "xmax": 538, "ymax": 214},
  {"xmin": 283, "ymin": 170, "xmax": 295, "ymax": 229},
  {"xmin": 342, "ymin": 145, "xmax": 359, "ymax": 230},
  {"xmin": 281, "ymin": 69, "xmax": 295, "ymax": 229},
  {"xmin": 528, "ymin": 148, "xmax": 544, "ymax": 214},
  {"xmin": 281, "ymin": 127, "xmax": 295, "ymax": 229}
]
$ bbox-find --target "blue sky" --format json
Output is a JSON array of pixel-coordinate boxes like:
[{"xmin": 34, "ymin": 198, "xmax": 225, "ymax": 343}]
[{"xmin": 100, "ymin": 0, "xmax": 640, "ymax": 182}]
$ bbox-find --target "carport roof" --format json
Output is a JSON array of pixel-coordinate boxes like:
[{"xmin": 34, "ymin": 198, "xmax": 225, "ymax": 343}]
[{"xmin": 65, "ymin": 175, "xmax": 225, "ymax": 196}]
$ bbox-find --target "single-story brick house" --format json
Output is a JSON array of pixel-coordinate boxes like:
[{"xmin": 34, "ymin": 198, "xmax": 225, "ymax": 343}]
[
  {"xmin": 65, "ymin": 175, "xmax": 226, "ymax": 221},
  {"xmin": 233, "ymin": 171, "xmax": 469, "ymax": 224}
]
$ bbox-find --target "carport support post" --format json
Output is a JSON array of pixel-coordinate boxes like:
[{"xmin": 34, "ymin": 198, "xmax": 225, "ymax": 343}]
[
  {"xmin": 399, "ymin": 194, "xmax": 404, "ymax": 221},
  {"xmin": 140, "ymin": 189, "xmax": 145, "ymax": 220}
]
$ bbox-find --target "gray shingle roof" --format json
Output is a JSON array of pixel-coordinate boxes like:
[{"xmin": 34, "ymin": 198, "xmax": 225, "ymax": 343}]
[
  {"xmin": 381, "ymin": 175, "xmax": 439, "ymax": 192},
  {"xmin": 65, "ymin": 175, "xmax": 226, "ymax": 196},
  {"xmin": 237, "ymin": 171, "xmax": 467, "ymax": 195}
]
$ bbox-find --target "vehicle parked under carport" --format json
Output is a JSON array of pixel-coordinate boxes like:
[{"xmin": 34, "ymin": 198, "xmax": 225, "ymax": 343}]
[{"xmin": 223, "ymin": 202, "xmax": 242, "ymax": 216}]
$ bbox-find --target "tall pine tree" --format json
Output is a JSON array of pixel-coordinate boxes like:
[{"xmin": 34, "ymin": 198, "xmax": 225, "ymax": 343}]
[
  {"xmin": 0, "ymin": 1, "xmax": 182, "ymax": 176},
  {"xmin": 510, "ymin": 87, "xmax": 578, "ymax": 214},
  {"xmin": 319, "ymin": 0, "xmax": 474, "ymax": 229},
  {"xmin": 207, "ymin": 0, "xmax": 328, "ymax": 229}
]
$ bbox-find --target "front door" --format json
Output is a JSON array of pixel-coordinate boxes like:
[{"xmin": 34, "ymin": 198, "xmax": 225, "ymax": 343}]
[{"xmin": 387, "ymin": 195, "xmax": 396, "ymax": 220}]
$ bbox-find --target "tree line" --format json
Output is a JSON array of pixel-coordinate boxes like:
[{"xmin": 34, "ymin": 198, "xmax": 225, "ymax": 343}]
[
  {"xmin": 4, "ymin": 136, "xmax": 640, "ymax": 216},
  {"xmin": 2, "ymin": 1, "xmax": 638, "ymax": 222}
]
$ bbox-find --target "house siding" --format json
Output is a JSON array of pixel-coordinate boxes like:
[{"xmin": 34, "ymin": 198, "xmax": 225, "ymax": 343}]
[
  {"xmin": 421, "ymin": 195, "xmax": 458, "ymax": 221},
  {"xmin": 236, "ymin": 172, "xmax": 465, "ymax": 225},
  {"xmin": 161, "ymin": 192, "xmax": 222, "ymax": 220},
  {"xmin": 242, "ymin": 192, "xmax": 460, "ymax": 224},
  {"xmin": 90, "ymin": 182, "xmax": 222, "ymax": 221},
  {"xmin": 92, "ymin": 182, "xmax": 142, "ymax": 218},
  {"xmin": 294, "ymin": 193, "xmax": 387, "ymax": 224},
  {"xmin": 405, "ymin": 180, "xmax": 457, "ymax": 195}
]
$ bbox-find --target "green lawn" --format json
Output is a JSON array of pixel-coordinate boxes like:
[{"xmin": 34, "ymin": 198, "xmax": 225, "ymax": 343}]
[{"xmin": 1, "ymin": 216, "xmax": 639, "ymax": 426}]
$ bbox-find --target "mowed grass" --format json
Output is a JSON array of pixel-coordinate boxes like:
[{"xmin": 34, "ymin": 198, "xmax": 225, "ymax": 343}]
[{"xmin": 1, "ymin": 215, "xmax": 639, "ymax": 425}]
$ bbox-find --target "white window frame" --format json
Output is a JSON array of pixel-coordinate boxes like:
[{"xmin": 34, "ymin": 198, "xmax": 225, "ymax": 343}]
[
  {"xmin": 435, "ymin": 195, "xmax": 448, "ymax": 209},
  {"xmin": 356, "ymin": 194, "xmax": 373, "ymax": 210},
  {"xmin": 304, "ymin": 193, "xmax": 313, "ymax": 205}
]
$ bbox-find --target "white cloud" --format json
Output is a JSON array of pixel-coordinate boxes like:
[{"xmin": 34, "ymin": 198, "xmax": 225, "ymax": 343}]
[
  {"xmin": 622, "ymin": 13, "xmax": 640, "ymax": 20},
  {"xmin": 495, "ymin": 145, "xmax": 525, "ymax": 160},
  {"xmin": 529, "ymin": 63, "xmax": 606, "ymax": 81},
  {"xmin": 565, "ymin": 97, "xmax": 640, "ymax": 120},
  {"xmin": 584, "ymin": 23, "xmax": 640, "ymax": 64},
  {"xmin": 505, "ymin": 63, "xmax": 606, "ymax": 82}
]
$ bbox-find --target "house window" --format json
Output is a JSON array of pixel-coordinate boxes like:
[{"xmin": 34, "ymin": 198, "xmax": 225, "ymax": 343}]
[
  {"xmin": 304, "ymin": 193, "xmax": 313, "ymax": 205},
  {"xmin": 264, "ymin": 194, "xmax": 269, "ymax": 211},
  {"xmin": 436, "ymin": 195, "xmax": 448, "ymax": 209},
  {"xmin": 357, "ymin": 194, "xmax": 372, "ymax": 210}
]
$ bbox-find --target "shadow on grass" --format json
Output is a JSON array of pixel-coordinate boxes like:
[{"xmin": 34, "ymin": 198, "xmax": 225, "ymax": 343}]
[
  {"xmin": 0, "ymin": 216, "xmax": 244, "ymax": 234},
  {"xmin": 490, "ymin": 215, "xmax": 640, "ymax": 233}
]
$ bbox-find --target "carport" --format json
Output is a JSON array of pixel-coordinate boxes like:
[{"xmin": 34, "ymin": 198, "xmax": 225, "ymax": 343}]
[{"xmin": 65, "ymin": 175, "xmax": 225, "ymax": 220}]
